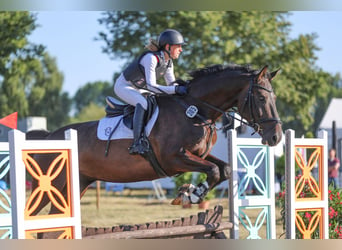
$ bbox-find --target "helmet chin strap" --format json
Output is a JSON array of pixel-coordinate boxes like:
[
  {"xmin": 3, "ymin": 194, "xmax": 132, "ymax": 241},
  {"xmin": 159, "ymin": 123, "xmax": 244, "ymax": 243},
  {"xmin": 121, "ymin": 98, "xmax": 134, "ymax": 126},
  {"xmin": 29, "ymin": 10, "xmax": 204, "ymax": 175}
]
[{"xmin": 163, "ymin": 44, "xmax": 171, "ymax": 58}]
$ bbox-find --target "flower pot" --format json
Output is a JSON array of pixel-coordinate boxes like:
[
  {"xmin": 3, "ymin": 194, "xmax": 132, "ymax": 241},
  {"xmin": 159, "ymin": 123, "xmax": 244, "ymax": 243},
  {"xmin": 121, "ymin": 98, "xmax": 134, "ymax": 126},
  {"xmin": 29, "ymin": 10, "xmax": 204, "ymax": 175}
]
[
  {"xmin": 182, "ymin": 203, "xmax": 192, "ymax": 209},
  {"xmin": 198, "ymin": 200, "xmax": 210, "ymax": 210}
]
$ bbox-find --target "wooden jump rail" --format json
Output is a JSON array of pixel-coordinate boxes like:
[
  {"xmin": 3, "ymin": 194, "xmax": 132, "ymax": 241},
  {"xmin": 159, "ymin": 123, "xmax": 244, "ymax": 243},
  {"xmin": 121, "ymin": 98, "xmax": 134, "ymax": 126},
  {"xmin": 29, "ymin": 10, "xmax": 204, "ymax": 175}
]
[{"xmin": 82, "ymin": 205, "xmax": 232, "ymax": 239}]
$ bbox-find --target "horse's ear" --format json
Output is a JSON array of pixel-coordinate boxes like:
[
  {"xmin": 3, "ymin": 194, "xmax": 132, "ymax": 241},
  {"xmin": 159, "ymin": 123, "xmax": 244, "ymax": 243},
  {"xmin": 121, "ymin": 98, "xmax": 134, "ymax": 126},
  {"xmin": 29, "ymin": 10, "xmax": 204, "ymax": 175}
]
[
  {"xmin": 257, "ymin": 65, "xmax": 268, "ymax": 82},
  {"xmin": 270, "ymin": 68, "xmax": 280, "ymax": 81}
]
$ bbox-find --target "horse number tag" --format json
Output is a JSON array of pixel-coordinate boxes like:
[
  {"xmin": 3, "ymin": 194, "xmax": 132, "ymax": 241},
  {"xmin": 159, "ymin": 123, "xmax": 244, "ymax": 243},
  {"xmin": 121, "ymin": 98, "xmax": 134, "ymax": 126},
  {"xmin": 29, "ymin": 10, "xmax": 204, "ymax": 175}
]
[{"xmin": 186, "ymin": 105, "xmax": 198, "ymax": 118}]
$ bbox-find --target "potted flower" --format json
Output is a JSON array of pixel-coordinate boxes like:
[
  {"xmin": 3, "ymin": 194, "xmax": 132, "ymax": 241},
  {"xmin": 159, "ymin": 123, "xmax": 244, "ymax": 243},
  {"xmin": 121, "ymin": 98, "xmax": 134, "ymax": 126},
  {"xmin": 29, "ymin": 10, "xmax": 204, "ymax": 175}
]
[{"xmin": 277, "ymin": 176, "xmax": 342, "ymax": 238}]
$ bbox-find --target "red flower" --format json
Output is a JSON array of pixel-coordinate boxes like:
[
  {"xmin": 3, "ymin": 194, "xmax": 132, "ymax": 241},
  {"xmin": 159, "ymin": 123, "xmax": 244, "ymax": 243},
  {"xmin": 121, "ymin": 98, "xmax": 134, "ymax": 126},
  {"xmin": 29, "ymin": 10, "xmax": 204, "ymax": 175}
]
[
  {"xmin": 329, "ymin": 207, "xmax": 337, "ymax": 219},
  {"xmin": 305, "ymin": 212, "xmax": 312, "ymax": 220},
  {"xmin": 329, "ymin": 194, "xmax": 334, "ymax": 201}
]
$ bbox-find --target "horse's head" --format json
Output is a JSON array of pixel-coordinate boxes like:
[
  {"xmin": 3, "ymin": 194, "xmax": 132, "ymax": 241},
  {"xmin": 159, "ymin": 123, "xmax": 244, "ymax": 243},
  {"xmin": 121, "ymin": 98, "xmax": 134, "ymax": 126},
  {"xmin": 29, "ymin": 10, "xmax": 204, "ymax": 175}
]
[{"xmin": 237, "ymin": 66, "xmax": 283, "ymax": 146}]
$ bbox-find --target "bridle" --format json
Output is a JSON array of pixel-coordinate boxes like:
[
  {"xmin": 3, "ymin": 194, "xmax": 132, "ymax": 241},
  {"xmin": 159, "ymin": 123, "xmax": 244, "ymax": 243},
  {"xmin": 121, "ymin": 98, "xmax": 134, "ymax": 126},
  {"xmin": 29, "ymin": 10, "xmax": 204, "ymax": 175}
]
[
  {"xmin": 176, "ymin": 76, "xmax": 281, "ymax": 158},
  {"xmin": 197, "ymin": 76, "xmax": 282, "ymax": 136},
  {"xmin": 239, "ymin": 77, "xmax": 282, "ymax": 135}
]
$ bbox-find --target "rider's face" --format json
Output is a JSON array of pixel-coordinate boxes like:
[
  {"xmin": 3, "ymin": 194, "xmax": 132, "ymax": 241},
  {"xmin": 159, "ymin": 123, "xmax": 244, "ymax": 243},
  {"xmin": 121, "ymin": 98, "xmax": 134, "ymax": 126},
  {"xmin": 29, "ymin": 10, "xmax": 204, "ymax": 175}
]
[{"xmin": 168, "ymin": 44, "xmax": 183, "ymax": 59}]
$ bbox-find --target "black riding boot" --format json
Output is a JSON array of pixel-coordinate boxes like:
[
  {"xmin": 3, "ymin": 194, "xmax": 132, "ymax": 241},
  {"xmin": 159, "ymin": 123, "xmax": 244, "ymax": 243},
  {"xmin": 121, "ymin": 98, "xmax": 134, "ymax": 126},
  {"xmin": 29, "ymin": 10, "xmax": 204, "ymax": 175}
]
[{"xmin": 129, "ymin": 104, "xmax": 148, "ymax": 155}]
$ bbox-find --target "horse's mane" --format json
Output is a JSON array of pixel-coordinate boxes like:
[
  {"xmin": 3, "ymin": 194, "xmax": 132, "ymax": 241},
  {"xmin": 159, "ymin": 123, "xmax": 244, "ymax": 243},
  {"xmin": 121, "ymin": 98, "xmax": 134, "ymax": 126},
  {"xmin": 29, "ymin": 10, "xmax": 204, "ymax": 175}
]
[{"xmin": 189, "ymin": 64, "xmax": 255, "ymax": 80}]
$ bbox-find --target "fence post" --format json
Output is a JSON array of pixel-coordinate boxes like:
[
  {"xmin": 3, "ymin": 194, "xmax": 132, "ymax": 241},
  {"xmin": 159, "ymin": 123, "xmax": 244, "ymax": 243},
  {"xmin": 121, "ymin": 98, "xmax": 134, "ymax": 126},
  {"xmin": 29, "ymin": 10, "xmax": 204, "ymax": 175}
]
[
  {"xmin": 9, "ymin": 129, "xmax": 82, "ymax": 239},
  {"xmin": 228, "ymin": 129, "xmax": 276, "ymax": 239},
  {"xmin": 285, "ymin": 129, "xmax": 329, "ymax": 239},
  {"xmin": 0, "ymin": 142, "xmax": 11, "ymax": 239}
]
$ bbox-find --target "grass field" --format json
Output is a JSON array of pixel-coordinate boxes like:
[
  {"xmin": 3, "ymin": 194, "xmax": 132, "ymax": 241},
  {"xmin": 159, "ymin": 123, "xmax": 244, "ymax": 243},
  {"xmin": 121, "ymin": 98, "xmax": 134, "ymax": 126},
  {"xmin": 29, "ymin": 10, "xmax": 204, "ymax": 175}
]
[
  {"xmin": 80, "ymin": 187, "xmax": 286, "ymax": 239},
  {"xmin": 0, "ymin": 186, "xmax": 286, "ymax": 239}
]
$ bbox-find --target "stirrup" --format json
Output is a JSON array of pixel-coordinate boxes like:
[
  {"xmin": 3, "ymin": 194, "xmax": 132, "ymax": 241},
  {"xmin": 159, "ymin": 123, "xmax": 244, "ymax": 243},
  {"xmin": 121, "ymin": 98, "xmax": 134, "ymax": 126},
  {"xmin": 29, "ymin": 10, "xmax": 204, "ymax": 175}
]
[{"xmin": 128, "ymin": 137, "xmax": 150, "ymax": 155}]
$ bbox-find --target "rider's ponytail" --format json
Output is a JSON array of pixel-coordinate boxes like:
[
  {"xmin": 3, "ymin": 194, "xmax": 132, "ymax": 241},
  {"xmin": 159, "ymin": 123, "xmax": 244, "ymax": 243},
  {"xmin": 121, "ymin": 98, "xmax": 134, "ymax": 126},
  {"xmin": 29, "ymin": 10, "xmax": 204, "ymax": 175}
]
[{"xmin": 144, "ymin": 38, "xmax": 160, "ymax": 52}]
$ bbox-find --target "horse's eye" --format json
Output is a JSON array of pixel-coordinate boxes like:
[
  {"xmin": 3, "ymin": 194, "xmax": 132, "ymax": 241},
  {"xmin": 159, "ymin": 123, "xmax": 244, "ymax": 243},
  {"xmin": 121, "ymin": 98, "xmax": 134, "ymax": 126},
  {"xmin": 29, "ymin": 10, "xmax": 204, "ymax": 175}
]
[{"xmin": 259, "ymin": 96, "xmax": 266, "ymax": 103}]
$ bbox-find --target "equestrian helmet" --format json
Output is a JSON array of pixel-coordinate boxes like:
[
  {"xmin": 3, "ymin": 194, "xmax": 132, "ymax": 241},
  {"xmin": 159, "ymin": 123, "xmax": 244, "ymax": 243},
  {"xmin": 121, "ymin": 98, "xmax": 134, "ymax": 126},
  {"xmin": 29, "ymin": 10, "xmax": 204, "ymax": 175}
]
[{"xmin": 158, "ymin": 29, "xmax": 186, "ymax": 48}]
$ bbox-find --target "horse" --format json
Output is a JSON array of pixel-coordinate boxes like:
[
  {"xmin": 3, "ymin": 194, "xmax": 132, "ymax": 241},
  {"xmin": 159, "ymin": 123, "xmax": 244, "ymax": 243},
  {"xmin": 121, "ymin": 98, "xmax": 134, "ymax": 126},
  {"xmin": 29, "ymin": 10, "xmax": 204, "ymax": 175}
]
[{"xmin": 26, "ymin": 64, "xmax": 282, "ymax": 216}]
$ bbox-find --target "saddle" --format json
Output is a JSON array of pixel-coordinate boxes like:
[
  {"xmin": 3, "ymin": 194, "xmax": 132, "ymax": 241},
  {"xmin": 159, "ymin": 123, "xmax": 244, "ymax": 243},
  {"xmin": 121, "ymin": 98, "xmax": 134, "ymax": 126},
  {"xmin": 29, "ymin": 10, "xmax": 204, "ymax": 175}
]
[
  {"xmin": 105, "ymin": 95, "xmax": 158, "ymax": 129},
  {"xmin": 103, "ymin": 95, "xmax": 168, "ymax": 178}
]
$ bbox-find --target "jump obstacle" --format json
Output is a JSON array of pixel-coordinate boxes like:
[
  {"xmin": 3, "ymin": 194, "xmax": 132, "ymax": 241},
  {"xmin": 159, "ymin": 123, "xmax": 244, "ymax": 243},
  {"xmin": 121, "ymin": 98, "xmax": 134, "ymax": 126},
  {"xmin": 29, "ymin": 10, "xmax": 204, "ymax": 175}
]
[
  {"xmin": 0, "ymin": 128, "xmax": 330, "ymax": 239},
  {"xmin": 83, "ymin": 205, "xmax": 230, "ymax": 239},
  {"xmin": 0, "ymin": 129, "xmax": 81, "ymax": 239},
  {"xmin": 228, "ymin": 129, "xmax": 276, "ymax": 239},
  {"xmin": 285, "ymin": 129, "xmax": 329, "ymax": 239},
  {"xmin": 228, "ymin": 129, "xmax": 328, "ymax": 239},
  {"xmin": 0, "ymin": 142, "xmax": 10, "ymax": 239}
]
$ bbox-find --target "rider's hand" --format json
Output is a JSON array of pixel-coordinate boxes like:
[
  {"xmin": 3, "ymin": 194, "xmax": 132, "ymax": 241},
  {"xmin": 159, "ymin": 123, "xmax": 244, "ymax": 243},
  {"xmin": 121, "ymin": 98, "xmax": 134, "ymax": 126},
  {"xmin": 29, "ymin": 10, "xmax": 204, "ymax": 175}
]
[
  {"xmin": 174, "ymin": 78, "xmax": 189, "ymax": 86},
  {"xmin": 175, "ymin": 85, "xmax": 188, "ymax": 96}
]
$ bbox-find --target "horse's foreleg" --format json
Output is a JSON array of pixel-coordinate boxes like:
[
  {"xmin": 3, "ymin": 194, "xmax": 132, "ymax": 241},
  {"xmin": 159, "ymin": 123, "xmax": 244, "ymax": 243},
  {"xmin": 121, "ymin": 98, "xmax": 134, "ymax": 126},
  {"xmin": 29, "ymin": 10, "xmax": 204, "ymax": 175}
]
[
  {"xmin": 204, "ymin": 154, "xmax": 231, "ymax": 186},
  {"xmin": 170, "ymin": 150, "xmax": 221, "ymax": 205}
]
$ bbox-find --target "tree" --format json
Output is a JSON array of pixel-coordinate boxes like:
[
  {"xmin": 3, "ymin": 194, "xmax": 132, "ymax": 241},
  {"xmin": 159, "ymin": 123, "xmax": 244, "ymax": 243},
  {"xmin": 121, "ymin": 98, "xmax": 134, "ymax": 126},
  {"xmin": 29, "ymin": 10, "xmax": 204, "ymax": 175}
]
[
  {"xmin": 70, "ymin": 102, "xmax": 106, "ymax": 124},
  {"xmin": 73, "ymin": 81, "xmax": 113, "ymax": 116},
  {"xmin": 26, "ymin": 52, "xmax": 72, "ymax": 131},
  {"xmin": 0, "ymin": 12, "xmax": 71, "ymax": 131},
  {"xmin": 97, "ymin": 11, "xmax": 341, "ymax": 136}
]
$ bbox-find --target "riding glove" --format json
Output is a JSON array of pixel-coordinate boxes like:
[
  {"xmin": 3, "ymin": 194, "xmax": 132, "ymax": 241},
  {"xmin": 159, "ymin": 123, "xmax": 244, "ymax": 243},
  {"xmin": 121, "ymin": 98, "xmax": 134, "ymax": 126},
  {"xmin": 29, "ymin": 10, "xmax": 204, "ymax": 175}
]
[
  {"xmin": 175, "ymin": 85, "xmax": 188, "ymax": 95},
  {"xmin": 174, "ymin": 78, "xmax": 189, "ymax": 86}
]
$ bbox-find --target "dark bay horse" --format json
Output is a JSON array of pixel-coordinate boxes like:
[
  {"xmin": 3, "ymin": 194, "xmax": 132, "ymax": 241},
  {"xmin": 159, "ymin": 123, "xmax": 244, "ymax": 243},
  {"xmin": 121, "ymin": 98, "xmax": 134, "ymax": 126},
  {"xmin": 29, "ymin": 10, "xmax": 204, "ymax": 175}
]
[{"xmin": 27, "ymin": 64, "xmax": 282, "ymax": 213}]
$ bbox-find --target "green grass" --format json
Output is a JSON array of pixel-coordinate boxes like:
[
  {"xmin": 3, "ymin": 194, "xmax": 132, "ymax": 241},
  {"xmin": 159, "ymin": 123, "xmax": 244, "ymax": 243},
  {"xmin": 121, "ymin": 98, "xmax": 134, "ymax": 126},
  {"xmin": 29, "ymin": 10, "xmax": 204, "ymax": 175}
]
[
  {"xmin": 81, "ymin": 188, "xmax": 221, "ymax": 226},
  {"xmin": 80, "ymin": 188, "xmax": 286, "ymax": 239},
  {"xmin": 0, "ymin": 187, "xmax": 286, "ymax": 239}
]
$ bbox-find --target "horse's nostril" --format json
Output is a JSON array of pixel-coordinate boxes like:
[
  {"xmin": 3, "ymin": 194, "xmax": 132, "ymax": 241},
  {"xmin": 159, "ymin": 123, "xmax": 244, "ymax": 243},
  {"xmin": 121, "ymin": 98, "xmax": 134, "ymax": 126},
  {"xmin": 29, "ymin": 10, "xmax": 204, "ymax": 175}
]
[{"xmin": 272, "ymin": 135, "xmax": 278, "ymax": 144}]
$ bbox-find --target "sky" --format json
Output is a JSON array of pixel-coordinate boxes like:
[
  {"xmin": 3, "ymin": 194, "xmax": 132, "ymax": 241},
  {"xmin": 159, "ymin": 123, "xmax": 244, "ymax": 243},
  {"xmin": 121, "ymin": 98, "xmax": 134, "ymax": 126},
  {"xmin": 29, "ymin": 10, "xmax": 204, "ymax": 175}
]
[
  {"xmin": 29, "ymin": 11, "xmax": 118, "ymax": 96},
  {"xmin": 28, "ymin": 11, "xmax": 342, "ymax": 97}
]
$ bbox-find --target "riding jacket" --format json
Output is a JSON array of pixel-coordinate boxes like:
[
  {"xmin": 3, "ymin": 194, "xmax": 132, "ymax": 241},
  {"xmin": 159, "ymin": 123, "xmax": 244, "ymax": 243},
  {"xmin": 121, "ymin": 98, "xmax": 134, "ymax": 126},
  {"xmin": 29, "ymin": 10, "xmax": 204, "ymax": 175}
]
[{"xmin": 122, "ymin": 51, "xmax": 176, "ymax": 93}]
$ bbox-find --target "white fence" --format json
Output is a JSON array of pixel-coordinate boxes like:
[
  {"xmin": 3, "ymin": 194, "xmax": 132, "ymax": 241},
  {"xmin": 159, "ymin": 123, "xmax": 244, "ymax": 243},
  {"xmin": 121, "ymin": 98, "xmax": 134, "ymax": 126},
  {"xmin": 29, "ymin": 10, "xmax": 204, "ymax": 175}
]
[
  {"xmin": 9, "ymin": 129, "xmax": 81, "ymax": 239},
  {"xmin": 228, "ymin": 129, "xmax": 276, "ymax": 239},
  {"xmin": 0, "ymin": 142, "xmax": 11, "ymax": 238}
]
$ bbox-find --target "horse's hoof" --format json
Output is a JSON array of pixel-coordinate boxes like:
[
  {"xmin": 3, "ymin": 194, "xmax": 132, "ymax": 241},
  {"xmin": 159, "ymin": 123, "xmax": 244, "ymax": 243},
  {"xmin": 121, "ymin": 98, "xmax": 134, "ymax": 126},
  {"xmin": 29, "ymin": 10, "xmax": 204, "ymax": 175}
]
[
  {"xmin": 171, "ymin": 183, "xmax": 197, "ymax": 205},
  {"xmin": 178, "ymin": 183, "xmax": 191, "ymax": 192}
]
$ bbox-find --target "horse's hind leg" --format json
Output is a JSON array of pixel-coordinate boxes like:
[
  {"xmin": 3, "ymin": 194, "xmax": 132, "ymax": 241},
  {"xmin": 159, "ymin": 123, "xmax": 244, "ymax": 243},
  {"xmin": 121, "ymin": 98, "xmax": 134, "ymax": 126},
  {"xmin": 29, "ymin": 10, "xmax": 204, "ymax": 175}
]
[
  {"xmin": 78, "ymin": 174, "xmax": 95, "ymax": 198},
  {"xmin": 37, "ymin": 184, "xmax": 69, "ymax": 239},
  {"xmin": 28, "ymin": 178, "xmax": 44, "ymax": 216},
  {"xmin": 37, "ymin": 176, "xmax": 92, "ymax": 239},
  {"xmin": 34, "ymin": 174, "xmax": 67, "ymax": 238},
  {"xmin": 29, "ymin": 179, "xmax": 66, "ymax": 217}
]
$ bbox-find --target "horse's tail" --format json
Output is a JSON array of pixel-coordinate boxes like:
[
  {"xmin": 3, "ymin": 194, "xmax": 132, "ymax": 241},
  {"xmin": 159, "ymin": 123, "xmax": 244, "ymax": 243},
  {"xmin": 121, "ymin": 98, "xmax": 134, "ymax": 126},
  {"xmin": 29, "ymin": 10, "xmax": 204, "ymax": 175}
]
[{"xmin": 25, "ymin": 129, "xmax": 51, "ymax": 140}]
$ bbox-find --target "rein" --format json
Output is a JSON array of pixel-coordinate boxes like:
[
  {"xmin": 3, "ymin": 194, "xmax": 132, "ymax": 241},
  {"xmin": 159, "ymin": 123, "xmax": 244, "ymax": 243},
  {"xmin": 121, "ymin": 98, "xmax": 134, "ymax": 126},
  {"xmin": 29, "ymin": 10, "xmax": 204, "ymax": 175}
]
[{"xmin": 134, "ymin": 74, "xmax": 281, "ymax": 162}]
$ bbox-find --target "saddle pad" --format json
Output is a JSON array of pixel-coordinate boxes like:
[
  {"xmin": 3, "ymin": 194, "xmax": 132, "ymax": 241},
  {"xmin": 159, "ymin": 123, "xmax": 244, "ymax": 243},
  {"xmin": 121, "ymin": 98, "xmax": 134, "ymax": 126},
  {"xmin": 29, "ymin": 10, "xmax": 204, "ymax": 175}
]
[{"xmin": 97, "ymin": 106, "xmax": 159, "ymax": 140}]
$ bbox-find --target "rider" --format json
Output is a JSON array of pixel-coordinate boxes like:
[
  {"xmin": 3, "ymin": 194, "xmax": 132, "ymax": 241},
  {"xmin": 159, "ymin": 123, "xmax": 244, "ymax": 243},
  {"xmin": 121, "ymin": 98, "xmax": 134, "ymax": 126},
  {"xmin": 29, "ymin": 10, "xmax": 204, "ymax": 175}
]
[{"xmin": 114, "ymin": 29, "xmax": 188, "ymax": 155}]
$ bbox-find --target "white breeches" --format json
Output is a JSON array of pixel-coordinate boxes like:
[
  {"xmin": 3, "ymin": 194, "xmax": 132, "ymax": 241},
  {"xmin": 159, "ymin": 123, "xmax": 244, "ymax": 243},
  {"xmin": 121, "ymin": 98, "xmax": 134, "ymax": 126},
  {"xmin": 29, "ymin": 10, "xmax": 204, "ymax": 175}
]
[{"xmin": 114, "ymin": 74, "xmax": 148, "ymax": 110}]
